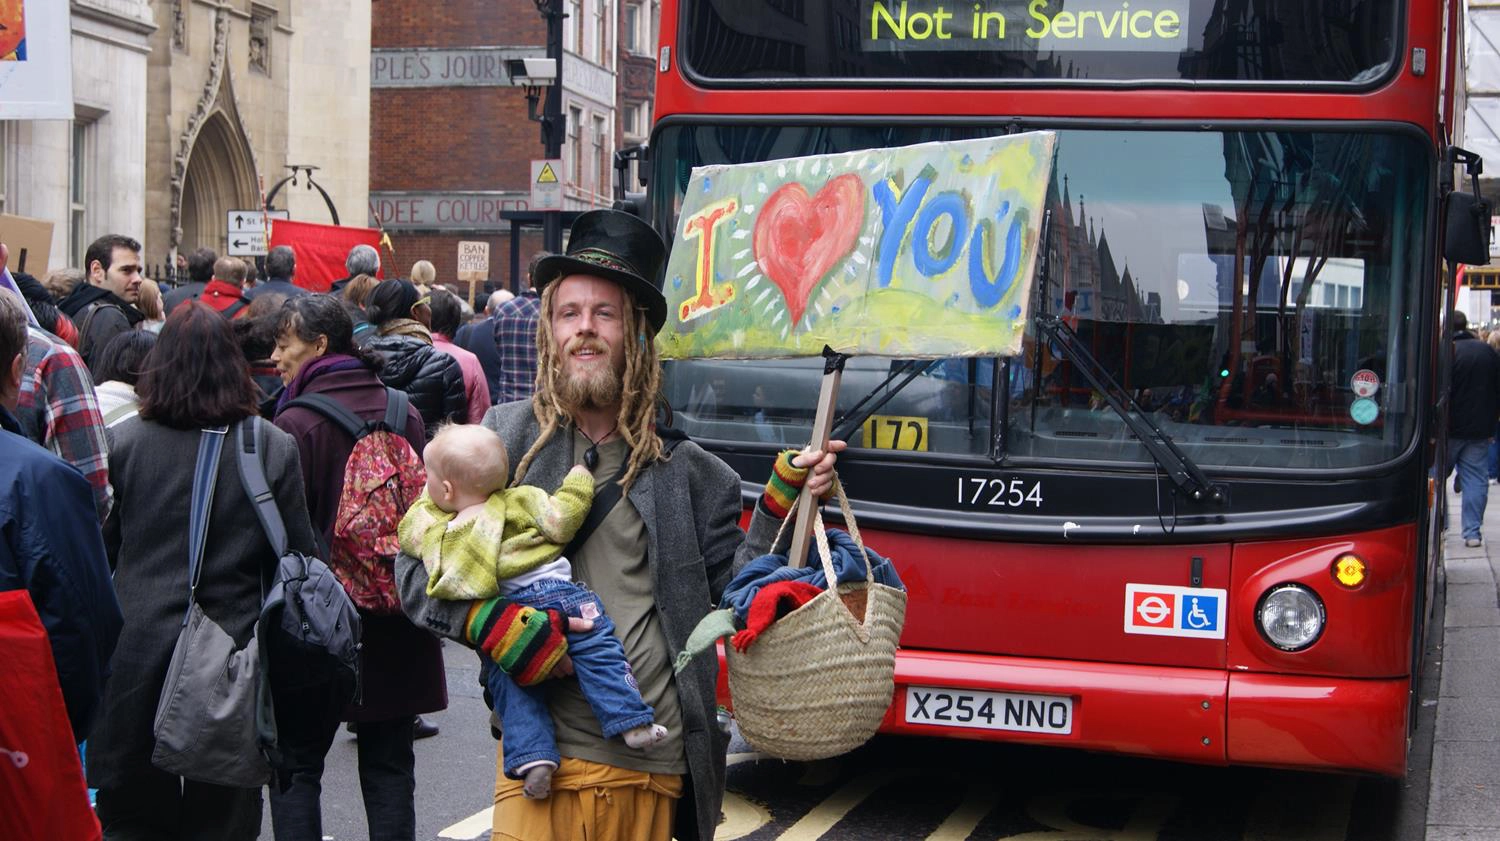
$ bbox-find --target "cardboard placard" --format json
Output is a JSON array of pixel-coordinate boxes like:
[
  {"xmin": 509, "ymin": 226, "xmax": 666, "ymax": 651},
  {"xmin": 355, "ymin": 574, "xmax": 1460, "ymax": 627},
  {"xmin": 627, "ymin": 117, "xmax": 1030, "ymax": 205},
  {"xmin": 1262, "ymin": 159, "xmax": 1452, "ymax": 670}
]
[
  {"xmin": 0, "ymin": 213, "xmax": 53, "ymax": 277},
  {"xmin": 659, "ymin": 132, "xmax": 1057, "ymax": 360}
]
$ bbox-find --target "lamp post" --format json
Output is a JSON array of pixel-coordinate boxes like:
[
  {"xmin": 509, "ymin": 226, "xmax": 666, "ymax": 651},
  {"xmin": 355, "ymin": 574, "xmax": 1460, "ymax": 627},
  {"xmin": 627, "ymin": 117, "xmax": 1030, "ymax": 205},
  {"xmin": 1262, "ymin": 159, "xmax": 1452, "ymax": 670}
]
[{"xmin": 535, "ymin": 0, "xmax": 566, "ymax": 253}]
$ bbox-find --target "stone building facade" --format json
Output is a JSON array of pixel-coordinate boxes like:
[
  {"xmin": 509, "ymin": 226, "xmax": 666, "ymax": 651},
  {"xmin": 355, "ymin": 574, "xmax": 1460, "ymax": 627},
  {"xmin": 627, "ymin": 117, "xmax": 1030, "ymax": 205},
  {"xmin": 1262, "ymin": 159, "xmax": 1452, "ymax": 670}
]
[
  {"xmin": 0, "ymin": 0, "xmax": 370, "ymax": 276},
  {"xmin": 1, "ymin": 0, "xmax": 155, "ymax": 273},
  {"xmin": 146, "ymin": 0, "xmax": 371, "ymax": 268}
]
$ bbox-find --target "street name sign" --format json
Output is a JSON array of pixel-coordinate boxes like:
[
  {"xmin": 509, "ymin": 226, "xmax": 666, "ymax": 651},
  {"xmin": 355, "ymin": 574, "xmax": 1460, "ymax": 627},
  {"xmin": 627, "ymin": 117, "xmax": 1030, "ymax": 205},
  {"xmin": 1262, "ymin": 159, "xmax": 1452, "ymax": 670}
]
[{"xmin": 226, "ymin": 209, "xmax": 289, "ymax": 257}]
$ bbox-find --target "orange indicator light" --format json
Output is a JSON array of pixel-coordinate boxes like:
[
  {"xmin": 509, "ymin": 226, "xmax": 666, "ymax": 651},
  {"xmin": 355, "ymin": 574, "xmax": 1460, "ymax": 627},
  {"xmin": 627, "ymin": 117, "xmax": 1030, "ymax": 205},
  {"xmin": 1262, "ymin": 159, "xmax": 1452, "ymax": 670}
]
[{"xmin": 1333, "ymin": 554, "xmax": 1366, "ymax": 588}]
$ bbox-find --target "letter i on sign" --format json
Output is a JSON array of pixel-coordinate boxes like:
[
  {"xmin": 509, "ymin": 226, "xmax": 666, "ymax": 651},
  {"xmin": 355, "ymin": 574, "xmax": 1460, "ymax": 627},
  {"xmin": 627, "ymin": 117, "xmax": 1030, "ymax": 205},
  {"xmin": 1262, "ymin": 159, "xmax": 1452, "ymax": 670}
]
[{"xmin": 680, "ymin": 198, "xmax": 739, "ymax": 321}]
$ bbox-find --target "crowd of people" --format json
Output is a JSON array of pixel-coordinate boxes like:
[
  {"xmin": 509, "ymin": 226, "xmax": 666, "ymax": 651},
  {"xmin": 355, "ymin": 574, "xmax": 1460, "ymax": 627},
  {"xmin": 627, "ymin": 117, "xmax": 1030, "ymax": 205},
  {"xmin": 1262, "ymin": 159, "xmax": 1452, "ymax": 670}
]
[{"xmin": 0, "ymin": 211, "xmax": 840, "ymax": 841}]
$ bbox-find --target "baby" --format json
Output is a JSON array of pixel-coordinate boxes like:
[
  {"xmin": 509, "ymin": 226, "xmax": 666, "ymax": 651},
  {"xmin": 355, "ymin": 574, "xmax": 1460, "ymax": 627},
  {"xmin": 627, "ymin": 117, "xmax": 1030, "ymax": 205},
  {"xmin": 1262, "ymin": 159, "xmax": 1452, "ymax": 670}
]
[{"xmin": 397, "ymin": 424, "xmax": 667, "ymax": 799}]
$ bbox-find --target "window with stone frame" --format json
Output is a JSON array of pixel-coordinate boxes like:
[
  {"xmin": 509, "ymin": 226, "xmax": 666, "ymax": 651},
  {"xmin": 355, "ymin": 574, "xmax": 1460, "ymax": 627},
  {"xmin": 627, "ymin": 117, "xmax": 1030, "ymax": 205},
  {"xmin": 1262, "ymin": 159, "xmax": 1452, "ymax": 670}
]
[
  {"xmin": 571, "ymin": 0, "xmax": 584, "ymax": 54},
  {"xmin": 569, "ymin": 106, "xmax": 584, "ymax": 185},
  {"xmin": 70, "ymin": 120, "xmax": 94, "ymax": 267},
  {"xmin": 596, "ymin": 0, "xmax": 610, "ymax": 67},
  {"xmin": 593, "ymin": 114, "xmax": 608, "ymax": 198},
  {"xmin": 624, "ymin": 2, "xmax": 643, "ymax": 55}
]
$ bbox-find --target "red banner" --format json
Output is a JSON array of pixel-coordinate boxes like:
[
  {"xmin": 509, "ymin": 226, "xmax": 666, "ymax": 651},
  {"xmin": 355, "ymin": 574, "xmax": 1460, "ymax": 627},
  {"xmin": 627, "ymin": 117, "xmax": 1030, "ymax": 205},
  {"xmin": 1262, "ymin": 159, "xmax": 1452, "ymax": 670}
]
[{"xmin": 268, "ymin": 220, "xmax": 383, "ymax": 293}]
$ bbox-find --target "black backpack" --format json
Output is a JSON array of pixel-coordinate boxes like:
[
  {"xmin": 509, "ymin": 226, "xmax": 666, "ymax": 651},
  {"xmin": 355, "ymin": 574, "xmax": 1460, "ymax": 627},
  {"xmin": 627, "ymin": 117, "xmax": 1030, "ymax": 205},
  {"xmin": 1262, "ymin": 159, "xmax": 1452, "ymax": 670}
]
[{"xmin": 235, "ymin": 417, "xmax": 362, "ymax": 764}]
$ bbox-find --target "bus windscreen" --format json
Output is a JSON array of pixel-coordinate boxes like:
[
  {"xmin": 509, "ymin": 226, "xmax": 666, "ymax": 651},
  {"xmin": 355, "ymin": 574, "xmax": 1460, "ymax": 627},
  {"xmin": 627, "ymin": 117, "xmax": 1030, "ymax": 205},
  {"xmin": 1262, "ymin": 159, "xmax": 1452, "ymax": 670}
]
[
  {"xmin": 681, "ymin": 0, "xmax": 1399, "ymax": 85},
  {"xmin": 653, "ymin": 124, "xmax": 1428, "ymax": 472}
]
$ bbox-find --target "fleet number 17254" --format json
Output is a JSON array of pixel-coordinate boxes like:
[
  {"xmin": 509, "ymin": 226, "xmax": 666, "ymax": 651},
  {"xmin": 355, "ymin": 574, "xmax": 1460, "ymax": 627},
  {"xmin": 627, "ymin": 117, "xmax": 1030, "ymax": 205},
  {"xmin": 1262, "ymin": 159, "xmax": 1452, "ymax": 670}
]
[{"xmin": 958, "ymin": 477, "xmax": 1044, "ymax": 508}]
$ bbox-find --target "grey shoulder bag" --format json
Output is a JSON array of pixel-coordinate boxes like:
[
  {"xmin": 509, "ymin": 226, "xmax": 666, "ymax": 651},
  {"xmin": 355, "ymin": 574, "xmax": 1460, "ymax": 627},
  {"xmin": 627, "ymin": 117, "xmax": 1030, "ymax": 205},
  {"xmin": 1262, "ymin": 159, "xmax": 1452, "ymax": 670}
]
[{"xmin": 150, "ymin": 422, "xmax": 272, "ymax": 787}]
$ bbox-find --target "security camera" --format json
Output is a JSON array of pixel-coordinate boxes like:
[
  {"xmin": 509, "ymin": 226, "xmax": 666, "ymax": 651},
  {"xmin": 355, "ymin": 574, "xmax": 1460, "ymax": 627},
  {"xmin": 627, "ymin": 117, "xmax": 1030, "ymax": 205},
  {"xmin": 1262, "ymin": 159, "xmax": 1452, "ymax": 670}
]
[{"xmin": 507, "ymin": 57, "xmax": 558, "ymax": 87}]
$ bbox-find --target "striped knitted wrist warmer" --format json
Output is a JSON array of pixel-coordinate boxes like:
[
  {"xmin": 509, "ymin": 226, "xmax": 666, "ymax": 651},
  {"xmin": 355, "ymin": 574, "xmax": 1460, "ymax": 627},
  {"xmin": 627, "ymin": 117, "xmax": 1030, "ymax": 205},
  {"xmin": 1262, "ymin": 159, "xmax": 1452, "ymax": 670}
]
[
  {"xmin": 761, "ymin": 449, "xmax": 810, "ymax": 519},
  {"xmin": 466, "ymin": 599, "xmax": 567, "ymax": 687}
]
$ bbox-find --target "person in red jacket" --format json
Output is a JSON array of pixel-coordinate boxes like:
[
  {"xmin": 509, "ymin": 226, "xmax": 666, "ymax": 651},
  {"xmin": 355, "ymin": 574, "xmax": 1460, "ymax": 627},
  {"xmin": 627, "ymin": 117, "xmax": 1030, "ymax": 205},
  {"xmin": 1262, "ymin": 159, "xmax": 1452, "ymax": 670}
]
[{"xmin": 198, "ymin": 256, "xmax": 250, "ymax": 319}]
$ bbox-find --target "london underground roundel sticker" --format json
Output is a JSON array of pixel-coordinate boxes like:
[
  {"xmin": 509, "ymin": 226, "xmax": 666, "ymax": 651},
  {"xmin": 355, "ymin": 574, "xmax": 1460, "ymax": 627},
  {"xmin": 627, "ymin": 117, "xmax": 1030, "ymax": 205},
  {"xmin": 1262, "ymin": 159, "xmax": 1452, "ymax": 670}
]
[{"xmin": 1351, "ymin": 369, "xmax": 1380, "ymax": 398}]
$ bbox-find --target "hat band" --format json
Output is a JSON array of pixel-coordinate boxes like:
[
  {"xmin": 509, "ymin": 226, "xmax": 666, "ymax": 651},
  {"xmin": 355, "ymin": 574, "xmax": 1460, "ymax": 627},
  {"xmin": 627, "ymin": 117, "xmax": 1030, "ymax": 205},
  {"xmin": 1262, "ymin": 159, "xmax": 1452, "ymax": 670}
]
[{"xmin": 570, "ymin": 248, "xmax": 641, "ymax": 279}]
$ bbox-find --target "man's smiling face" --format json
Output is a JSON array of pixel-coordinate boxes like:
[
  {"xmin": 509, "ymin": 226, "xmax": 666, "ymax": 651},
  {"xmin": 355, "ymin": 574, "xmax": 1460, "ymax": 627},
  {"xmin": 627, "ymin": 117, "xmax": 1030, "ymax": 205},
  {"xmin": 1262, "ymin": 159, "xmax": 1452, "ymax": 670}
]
[{"xmin": 550, "ymin": 274, "xmax": 628, "ymax": 411}]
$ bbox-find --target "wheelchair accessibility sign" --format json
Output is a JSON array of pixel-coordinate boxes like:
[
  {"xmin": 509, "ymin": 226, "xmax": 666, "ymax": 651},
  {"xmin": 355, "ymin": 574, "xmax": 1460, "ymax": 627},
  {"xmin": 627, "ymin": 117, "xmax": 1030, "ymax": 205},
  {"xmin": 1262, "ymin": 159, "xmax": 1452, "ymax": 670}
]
[{"xmin": 1124, "ymin": 583, "xmax": 1227, "ymax": 639}]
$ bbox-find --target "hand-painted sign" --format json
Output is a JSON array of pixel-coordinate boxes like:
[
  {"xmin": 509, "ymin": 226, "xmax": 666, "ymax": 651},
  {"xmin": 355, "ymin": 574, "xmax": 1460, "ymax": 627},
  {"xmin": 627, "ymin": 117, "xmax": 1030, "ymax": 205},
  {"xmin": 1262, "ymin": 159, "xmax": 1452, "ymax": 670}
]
[{"xmin": 659, "ymin": 132, "xmax": 1057, "ymax": 359}]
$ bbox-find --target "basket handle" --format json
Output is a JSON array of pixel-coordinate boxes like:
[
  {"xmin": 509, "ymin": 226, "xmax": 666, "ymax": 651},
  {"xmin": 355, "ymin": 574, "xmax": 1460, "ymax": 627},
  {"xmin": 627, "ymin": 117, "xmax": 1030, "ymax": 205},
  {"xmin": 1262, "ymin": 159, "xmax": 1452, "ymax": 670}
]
[{"xmin": 768, "ymin": 474, "xmax": 878, "ymax": 633}]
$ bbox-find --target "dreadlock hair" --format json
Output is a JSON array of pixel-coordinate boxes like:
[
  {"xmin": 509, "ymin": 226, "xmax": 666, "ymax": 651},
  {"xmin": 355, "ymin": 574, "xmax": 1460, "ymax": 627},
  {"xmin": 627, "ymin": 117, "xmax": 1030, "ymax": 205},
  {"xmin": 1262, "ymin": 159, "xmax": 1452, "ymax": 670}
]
[{"xmin": 510, "ymin": 280, "xmax": 664, "ymax": 492}]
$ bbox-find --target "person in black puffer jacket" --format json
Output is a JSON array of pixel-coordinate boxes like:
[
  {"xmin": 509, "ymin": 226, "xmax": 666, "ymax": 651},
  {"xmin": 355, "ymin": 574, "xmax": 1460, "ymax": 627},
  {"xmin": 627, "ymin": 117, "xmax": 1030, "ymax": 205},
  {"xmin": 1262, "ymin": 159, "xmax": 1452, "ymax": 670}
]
[{"xmin": 364, "ymin": 279, "xmax": 466, "ymax": 436}]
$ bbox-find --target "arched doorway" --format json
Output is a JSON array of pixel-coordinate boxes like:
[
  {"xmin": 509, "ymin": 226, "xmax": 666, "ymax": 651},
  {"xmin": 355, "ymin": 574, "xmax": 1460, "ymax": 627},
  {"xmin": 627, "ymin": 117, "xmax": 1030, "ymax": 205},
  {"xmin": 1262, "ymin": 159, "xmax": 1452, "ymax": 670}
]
[{"xmin": 179, "ymin": 112, "xmax": 258, "ymax": 255}]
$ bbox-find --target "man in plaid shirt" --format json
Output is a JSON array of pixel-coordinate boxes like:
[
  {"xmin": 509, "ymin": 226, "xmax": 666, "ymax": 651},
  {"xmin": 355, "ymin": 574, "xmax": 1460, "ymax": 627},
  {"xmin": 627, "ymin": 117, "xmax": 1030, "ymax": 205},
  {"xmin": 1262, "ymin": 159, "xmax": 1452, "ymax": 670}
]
[
  {"xmin": 17, "ymin": 323, "xmax": 112, "ymax": 522},
  {"xmin": 492, "ymin": 285, "xmax": 542, "ymax": 405}
]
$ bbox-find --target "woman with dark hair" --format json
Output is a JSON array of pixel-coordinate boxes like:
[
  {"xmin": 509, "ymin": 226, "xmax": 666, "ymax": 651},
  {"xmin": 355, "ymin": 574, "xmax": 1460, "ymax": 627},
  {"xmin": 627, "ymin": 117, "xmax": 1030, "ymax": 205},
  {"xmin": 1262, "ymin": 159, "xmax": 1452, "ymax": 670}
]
[
  {"xmin": 267, "ymin": 293, "xmax": 446, "ymax": 841},
  {"xmin": 88, "ymin": 302, "xmax": 319, "ymax": 840},
  {"xmin": 234, "ymin": 310, "xmax": 288, "ymax": 416},
  {"xmin": 92, "ymin": 329, "xmax": 156, "ymax": 431},
  {"xmin": 364, "ymin": 278, "xmax": 466, "ymax": 435}
]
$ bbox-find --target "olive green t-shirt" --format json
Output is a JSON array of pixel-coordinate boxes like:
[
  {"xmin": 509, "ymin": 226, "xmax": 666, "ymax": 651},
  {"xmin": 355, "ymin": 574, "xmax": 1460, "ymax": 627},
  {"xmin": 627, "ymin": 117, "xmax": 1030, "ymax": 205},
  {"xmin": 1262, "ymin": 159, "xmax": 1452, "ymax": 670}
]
[{"xmin": 549, "ymin": 433, "xmax": 687, "ymax": 774}]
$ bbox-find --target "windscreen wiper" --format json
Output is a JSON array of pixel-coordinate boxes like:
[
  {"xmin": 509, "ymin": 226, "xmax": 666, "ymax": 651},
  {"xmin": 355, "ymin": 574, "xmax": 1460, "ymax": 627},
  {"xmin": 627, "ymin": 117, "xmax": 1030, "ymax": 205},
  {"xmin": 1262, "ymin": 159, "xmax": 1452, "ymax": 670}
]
[
  {"xmin": 829, "ymin": 359, "xmax": 940, "ymax": 442},
  {"xmin": 1034, "ymin": 313, "xmax": 1227, "ymax": 506}
]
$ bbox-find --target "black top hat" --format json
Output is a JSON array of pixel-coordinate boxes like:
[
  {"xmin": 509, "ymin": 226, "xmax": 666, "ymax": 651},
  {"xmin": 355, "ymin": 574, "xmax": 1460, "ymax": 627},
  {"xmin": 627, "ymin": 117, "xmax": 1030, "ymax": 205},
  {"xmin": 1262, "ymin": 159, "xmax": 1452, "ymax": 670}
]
[{"xmin": 533, "ymin": 210, "xmax": 669, "ymax": 331}]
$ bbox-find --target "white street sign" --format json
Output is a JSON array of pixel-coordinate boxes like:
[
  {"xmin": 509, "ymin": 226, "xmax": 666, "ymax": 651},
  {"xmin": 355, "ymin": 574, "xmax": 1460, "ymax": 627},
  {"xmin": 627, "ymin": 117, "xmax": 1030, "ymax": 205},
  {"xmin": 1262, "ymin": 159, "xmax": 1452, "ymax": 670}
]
[
  {"xmin": 531, "ymin": 160, "xmax": 564, "ymax": 212},
  {"xmin": 226, "ymin": 209, "xmax": 289, "ymax": 256}
]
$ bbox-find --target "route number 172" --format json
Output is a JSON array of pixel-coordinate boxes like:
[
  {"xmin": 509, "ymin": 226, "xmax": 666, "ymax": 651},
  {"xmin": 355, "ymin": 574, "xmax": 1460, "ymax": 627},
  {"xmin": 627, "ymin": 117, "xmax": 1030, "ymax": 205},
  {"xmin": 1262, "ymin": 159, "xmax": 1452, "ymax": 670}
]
[{"xmin": 959, "ymin": 477, "xmax": 1044, "ymax": 508}]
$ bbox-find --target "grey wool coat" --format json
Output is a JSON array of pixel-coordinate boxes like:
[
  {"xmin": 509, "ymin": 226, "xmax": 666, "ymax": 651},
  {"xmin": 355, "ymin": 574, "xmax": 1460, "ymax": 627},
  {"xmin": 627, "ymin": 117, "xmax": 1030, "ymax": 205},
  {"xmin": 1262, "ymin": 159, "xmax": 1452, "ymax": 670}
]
[
  {"xmin": 395, "ymin": 401, "xmax": 784, "ymax": 841},
  {"xmin": 88, "ymin": 416, "xmax": 318, "ymax": 789}
]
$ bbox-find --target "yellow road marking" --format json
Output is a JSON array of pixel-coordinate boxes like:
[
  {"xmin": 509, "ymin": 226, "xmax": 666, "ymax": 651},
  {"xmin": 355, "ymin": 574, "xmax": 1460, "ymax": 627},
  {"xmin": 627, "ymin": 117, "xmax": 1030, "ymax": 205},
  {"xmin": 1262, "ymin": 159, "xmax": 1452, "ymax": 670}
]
[
  {"xmin": 775, "ymin": 769, "xmax": 903, "ymax": 840},
  {"xmin": 925, "ymin": 782, "xmax": 994, "ymax": 840}
]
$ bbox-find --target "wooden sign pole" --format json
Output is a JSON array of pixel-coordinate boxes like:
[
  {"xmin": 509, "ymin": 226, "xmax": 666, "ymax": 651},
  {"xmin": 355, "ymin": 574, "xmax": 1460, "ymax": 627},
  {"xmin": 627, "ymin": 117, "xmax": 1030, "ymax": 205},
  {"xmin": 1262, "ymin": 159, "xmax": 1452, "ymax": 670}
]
[{"xmin": 787, "ymin": 346, "xmax": 848, "ymax": 569}]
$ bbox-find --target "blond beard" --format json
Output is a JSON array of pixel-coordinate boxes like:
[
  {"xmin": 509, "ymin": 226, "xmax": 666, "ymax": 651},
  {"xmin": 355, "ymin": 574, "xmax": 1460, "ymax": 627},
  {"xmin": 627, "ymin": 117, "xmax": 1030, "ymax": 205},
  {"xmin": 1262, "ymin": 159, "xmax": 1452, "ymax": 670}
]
[{"xmin": 557, "ymin": 337, "xmax": 624, "ymax": 411}]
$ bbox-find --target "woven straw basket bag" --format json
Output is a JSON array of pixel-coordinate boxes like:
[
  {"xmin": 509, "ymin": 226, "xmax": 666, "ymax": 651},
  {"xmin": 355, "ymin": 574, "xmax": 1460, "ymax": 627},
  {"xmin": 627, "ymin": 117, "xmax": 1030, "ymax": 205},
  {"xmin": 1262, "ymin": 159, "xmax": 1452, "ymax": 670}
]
[{"xmin": 726, "ymin": 484, "xmax": 906, "ymax": 761}]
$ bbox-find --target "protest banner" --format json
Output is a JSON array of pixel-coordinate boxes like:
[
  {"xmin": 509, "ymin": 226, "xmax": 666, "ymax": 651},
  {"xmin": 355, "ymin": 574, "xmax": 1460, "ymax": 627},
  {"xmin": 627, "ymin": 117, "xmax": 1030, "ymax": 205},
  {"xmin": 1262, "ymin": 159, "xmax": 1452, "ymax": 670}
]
[
  {"xmin": 658, "ymin": 132, "xmax": 1057, "ymax": 360},
  {"xmin": 268, "ymin": 220, "xmax": 384, "ymax": 293}
]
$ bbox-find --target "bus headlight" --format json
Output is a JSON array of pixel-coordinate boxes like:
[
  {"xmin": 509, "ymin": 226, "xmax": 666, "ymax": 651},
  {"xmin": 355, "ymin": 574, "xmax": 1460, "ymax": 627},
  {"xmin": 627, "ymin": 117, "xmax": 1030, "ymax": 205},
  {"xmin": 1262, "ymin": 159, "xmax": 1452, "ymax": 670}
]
[{"xmin": 1257, "ymin": 584, "xmax": 1326, "ymax": 651}]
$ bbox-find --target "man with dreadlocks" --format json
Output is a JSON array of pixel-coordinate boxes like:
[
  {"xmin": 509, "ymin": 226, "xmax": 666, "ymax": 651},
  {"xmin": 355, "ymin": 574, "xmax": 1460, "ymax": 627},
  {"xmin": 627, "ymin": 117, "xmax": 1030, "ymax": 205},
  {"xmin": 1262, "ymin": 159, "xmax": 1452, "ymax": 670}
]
[{"xmin": 395, "ymin": 209, "xmax": 840, "ymax": 841}]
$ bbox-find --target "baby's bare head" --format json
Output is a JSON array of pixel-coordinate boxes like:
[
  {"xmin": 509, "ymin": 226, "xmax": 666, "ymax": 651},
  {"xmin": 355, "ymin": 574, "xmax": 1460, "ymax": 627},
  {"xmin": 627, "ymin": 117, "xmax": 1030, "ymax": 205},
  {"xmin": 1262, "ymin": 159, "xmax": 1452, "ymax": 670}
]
[{"xmin": 424, "ymin": 424, "xmax": 510, "ymax": 499}]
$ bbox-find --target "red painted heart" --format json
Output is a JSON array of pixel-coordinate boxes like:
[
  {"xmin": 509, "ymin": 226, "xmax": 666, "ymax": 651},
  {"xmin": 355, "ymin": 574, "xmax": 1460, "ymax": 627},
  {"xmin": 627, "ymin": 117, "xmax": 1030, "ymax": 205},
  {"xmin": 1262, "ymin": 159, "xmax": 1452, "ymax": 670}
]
[{"xmin": 753, "ymin": 173, "xmax": 866, "ymax": 325}]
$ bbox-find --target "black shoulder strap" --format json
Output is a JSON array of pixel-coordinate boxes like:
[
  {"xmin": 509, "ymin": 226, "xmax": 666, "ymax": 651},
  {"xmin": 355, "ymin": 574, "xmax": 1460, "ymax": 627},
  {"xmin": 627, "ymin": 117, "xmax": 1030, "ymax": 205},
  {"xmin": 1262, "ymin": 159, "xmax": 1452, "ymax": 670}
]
[
  {"xmin": 381, "ymin": 388, "xmax": 409, "ymax": 434},
  {"xmin": 234, "ymin": 417, "xmax": 289, "ymax": 558},
  {"xmin": 560, "ymin": 424, "xmax": 689, "ymax": 559},
  {"xmin": 283, "ymin": 393, "xmax": 369, "ymax": 440},
  {"xmin": 221, "ymin": 298, "xmax": 248, "ymax": 320}
]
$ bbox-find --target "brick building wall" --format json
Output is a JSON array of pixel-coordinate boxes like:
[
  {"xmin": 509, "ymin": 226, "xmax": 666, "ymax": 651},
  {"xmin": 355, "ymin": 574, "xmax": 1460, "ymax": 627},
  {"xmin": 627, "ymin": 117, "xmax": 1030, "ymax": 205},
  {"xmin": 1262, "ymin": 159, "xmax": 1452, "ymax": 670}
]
[{"xmin": 370, "ymin": 0, "xmax": 551, "ymax": 296}]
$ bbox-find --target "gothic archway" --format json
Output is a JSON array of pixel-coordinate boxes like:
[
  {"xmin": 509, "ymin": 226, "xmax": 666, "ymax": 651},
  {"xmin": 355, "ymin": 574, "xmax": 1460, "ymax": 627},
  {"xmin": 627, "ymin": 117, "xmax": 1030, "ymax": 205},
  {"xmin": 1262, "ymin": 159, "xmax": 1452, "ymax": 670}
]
[{"xmin": 180, "ymin": 111, "xmax": 258, "ymax": 255}]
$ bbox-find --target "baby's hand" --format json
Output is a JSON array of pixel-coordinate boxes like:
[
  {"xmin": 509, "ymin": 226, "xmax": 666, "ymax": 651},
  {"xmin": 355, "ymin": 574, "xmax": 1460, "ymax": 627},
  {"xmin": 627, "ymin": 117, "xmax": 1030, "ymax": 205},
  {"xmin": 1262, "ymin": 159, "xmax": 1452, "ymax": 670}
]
[{"xmin": 567, "ymin": 464, "xmax": 594, "ymax": 482}]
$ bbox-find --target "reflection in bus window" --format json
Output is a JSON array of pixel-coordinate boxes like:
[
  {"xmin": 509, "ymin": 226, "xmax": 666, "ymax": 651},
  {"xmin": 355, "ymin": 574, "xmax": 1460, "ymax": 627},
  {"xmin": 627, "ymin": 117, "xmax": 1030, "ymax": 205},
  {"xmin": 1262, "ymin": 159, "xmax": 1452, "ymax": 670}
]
[{"xmin": 655, "ymin": 125, "xmax": 1427, "ymax": 471}]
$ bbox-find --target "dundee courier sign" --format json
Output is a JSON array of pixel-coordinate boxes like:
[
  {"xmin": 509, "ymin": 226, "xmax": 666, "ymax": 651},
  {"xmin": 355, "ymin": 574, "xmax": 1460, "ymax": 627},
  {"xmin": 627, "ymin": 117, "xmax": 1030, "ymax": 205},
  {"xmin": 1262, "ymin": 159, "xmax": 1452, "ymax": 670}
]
[{"xmin": 369, "ymin": 192, "xmax": 532, "ymax": 232}]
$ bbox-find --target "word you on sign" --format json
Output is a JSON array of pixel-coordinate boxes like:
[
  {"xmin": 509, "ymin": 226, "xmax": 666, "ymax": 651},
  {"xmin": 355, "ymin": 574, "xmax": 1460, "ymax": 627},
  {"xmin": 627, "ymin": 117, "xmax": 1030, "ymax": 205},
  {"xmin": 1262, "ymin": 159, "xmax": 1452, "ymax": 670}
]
[{"xmin": 658, "ymin": 132, "xmax": 1056, "ymax": 360}]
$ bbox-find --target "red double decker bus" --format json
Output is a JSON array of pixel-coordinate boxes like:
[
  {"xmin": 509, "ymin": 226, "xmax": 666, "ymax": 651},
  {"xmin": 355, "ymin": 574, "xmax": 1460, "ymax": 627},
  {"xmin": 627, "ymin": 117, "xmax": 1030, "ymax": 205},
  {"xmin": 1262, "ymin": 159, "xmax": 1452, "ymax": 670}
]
[{"xmin": 642, "ymin": 0, "xmax": 1484, "ymax": 775}]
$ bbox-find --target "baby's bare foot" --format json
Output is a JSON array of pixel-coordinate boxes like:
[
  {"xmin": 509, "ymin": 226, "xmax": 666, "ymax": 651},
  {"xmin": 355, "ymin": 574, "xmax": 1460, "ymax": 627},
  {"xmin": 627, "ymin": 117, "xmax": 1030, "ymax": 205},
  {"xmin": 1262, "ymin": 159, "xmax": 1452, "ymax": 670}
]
[
  {"xmin": 623, "ymin": 723, "xmax": 668, "ymax": 749},
  {"xmin": 522, "ymin": 764, "xmax": 554, "ymax": 800}
]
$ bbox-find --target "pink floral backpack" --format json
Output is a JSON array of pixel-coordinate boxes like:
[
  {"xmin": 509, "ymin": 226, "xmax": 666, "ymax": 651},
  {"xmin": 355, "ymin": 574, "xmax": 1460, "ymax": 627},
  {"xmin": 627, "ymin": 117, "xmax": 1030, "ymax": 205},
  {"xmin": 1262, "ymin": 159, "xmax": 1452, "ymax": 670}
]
[{"xmin": 284, "ymin": 389, "xmax": 424, "ymax": 614}]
